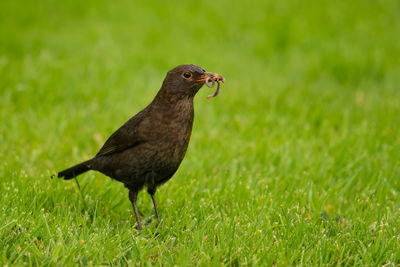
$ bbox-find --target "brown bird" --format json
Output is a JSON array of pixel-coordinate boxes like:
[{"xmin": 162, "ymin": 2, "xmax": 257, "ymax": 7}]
[{"xmin": 58, "ymin": 64, "xmax": 225, "ymax": 230}]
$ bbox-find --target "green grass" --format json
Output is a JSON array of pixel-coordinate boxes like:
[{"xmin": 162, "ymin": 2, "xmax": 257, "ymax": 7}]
[{"xmin": 1, "ymin": 0, "xmax": 400, "ymax": 265}]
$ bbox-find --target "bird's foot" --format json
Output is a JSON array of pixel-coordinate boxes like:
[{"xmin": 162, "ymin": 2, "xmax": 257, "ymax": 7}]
[{"xmin": 156, "ymin": 221, "xmax": 162, "ymax": 229}]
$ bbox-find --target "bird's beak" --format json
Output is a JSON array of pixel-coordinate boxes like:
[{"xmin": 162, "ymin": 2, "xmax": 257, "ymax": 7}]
[{"xmin": 196, "ymin": 72, "xmax": 225, "ymax": 84}]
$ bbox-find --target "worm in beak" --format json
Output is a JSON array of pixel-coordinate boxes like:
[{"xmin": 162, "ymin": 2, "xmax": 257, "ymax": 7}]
[{"xmin": 197, "ymin": 72, "xmax": 225, "ymax": 99}]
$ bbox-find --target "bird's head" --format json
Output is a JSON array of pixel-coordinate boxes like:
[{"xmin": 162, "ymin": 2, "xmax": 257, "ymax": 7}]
[{"xmin": 161, "ymin": 64, "xmax": 225, "ymax": 99}]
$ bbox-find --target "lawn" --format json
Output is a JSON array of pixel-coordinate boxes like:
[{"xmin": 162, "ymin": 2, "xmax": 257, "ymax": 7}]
[{"xmin": 1, "ymin": 0, "xmax": 400, "ymax": 265}]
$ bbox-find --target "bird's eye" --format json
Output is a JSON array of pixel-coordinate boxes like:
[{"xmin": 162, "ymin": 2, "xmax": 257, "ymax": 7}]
[{"xmin": 183, "ymin": 72, "xmax": 192, "ymax": 79}]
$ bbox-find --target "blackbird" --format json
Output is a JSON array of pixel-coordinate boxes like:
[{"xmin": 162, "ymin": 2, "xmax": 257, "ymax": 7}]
[{"xmin": 58, "ymin": 64, "xmax": 225, "ymax": 230}]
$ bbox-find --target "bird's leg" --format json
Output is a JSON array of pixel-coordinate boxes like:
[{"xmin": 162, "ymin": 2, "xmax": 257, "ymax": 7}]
[
  {"xmin": 128, "ymin": 190, "xmax": 142, "ymax": 231},
  {"xmin": 148, "ymin": 188, "xmax": 162, "ymax": 228}
]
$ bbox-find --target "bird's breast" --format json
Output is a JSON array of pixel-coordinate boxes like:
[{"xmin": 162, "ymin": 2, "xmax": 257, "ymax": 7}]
[{"xmin": 148, "ymin": 102, "xmax": 194, "ymax": 170}]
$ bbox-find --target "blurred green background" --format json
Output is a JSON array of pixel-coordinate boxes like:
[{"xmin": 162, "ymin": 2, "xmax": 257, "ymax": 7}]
[{"xmin": 1, "ymin": 0, "xmax": 400, "ymax": 265}]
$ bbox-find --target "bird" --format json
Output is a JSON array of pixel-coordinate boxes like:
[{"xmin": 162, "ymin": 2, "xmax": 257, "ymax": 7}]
[{"xmin": 57, "ymin": 64, "xmax": 225, "ymax": 230}]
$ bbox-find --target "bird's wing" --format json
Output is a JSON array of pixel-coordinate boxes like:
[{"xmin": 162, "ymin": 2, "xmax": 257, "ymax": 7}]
[{"xmin": 95, "ymin": 109, "xmax": 147, "ymax": 157}]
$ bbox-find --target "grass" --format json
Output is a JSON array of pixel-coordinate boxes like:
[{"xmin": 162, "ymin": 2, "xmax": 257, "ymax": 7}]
[{"xmin": 1, "ymin": 0, "xmax": 400, "ymax": 265}]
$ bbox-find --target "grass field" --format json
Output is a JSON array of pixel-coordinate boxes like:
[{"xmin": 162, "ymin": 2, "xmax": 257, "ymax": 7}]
[{"xmin": 1, "ymin": 0, "xmax": 400, "ymax": 265}]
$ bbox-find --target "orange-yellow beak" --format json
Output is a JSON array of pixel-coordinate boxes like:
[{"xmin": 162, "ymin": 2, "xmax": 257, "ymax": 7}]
[{"xmin": 196, "ymin": 72, "xmax": 225, "ymax": 84}]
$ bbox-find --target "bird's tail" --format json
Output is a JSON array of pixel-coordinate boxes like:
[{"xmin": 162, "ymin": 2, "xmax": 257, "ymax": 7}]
[{"xmin": 58, "ymin": 159, "xmax": 93, "ymax": 180}]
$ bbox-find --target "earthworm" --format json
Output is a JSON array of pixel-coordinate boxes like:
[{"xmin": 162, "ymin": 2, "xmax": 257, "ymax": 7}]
[
  {"xmin": 207, "ymin": 80, "xmax": 221, "ymax": 99},
  {"xmin": 205, "ymin": 77, "xmax": 215, "ymax": 88}
]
